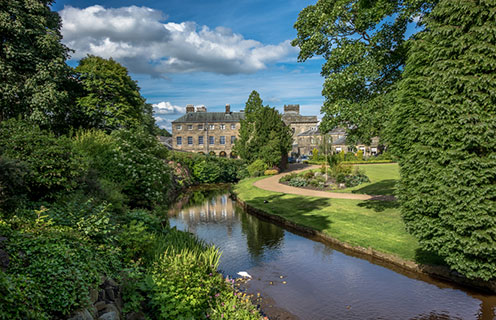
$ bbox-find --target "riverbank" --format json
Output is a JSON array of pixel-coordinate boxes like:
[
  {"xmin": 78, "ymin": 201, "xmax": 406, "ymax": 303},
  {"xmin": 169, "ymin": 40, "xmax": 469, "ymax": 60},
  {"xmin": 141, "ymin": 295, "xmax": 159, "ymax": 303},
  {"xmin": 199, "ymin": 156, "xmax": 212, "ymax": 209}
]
[{"xmin": 233, "ymin": 176, "xmax": 496, "ymax": 293}]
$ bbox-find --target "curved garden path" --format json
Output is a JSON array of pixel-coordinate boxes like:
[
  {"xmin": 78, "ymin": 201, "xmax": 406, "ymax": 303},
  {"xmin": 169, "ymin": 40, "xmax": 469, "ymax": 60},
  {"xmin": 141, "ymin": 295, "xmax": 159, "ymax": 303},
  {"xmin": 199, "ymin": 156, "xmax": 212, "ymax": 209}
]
[{"xmin": 253, "ymin": 164, "xmax": 377, "ymax": 200}]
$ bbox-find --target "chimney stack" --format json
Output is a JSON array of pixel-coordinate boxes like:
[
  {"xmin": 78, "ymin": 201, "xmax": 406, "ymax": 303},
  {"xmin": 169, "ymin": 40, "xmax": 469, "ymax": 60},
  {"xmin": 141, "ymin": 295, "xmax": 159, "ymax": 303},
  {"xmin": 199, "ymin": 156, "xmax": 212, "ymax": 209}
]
[
  {"xmin": 225, "ymin": 104, "xmax": 231, "ymax": 114},
  {"xmin": 186, "ymin": 104, "xmax": 195, "ymax": 113},
  {"xmin": 196, "ymin": 106, "xmax": 207, "ymax": 112},
  {"xmin": 284, "ymin": 104, "xmax": 300, "ymax": 114}
]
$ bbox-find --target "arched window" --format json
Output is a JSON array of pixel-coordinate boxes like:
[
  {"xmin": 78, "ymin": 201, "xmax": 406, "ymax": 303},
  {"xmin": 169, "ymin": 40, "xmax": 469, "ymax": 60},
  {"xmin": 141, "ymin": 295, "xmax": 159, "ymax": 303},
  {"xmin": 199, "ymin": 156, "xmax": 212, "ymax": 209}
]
[
  {"xmin": 219, "ymin": 151, "xmax": 227, "ymax": 157},
  {"xmin": 209, "ymin": 151, "xmax": 216, "ymax": 156}
]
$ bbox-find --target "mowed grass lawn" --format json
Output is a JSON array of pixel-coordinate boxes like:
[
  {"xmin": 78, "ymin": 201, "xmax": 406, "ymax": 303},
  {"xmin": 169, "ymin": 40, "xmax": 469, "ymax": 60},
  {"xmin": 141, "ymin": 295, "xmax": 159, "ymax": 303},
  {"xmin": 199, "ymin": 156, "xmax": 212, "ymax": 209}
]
[
  {"xmin": 234, "ymin": 176, "xmax": 423, "ymax": 262},
  {"xmin": 333, "ymin": 163, "xmax": 400, "ymax": 196}
]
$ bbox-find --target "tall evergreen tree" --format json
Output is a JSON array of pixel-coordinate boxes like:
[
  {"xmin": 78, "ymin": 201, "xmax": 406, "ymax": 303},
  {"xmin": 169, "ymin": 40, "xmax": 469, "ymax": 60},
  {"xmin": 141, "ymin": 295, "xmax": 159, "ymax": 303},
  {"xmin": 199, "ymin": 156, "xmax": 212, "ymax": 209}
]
[
  {"xmin": 389, "ymin": 0, "xmax": 496, "ymax": 280},
  {"xmin": 235, "ymin": 91, "xmax": 292, "ymax": 167},
  {"xmin": 0, "ymin": 0, "xmax": 76, "ymax": 129}
]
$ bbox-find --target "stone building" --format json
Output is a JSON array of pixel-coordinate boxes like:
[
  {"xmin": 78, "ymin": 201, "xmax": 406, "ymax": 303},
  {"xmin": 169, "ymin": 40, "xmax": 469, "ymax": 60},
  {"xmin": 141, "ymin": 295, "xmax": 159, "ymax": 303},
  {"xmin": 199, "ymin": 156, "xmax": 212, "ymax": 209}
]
[
  {"xmin": 171, "ymin": 104, "xmax": 244, "ymax": 157},
  {"xmin": 281, "ymin": 104, "xmax": 319, "ymax": 155},
  {"xmin": 296, "ymin": 126, "xmax": 380, "ymax": 157}
]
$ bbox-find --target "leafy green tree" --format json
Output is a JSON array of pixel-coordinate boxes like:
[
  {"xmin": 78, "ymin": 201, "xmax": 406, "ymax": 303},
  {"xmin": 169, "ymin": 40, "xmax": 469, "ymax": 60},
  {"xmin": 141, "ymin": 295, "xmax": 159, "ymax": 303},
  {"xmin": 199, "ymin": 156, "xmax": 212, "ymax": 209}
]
[
  {"xmin": 235, "ymin": 91, "xmax": 292, "ymax": 167},
  {"xmin": 292, "ymin": 0, "xmax": 437, "ymax": 143},
  {"xmin": 0, "ymin": 0, "xmax": 77, "ymax": 130},
  {"xmin": 75, "ymin": 56, "xmax": 154, "ymax": 132},
  {"xmin": 389, "ymin": 0, "xmax": 496, "ymax": 280}
]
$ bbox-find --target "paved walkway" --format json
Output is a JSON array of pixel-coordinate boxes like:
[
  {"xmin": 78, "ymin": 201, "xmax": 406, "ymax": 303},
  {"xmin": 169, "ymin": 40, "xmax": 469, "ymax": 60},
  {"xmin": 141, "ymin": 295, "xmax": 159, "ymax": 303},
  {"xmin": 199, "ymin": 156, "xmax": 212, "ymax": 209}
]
[{"xmin": 253, "ymin": 164, "xmax": 375, "ymax": 200}]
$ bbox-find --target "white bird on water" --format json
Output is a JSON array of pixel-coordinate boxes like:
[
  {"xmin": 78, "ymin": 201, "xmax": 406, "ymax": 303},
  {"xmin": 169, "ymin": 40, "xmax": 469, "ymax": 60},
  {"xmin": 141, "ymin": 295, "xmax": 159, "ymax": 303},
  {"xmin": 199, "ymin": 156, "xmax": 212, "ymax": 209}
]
[{"xmin": 237, "ymin": 271, "xmax": 252, "ymax": 279}]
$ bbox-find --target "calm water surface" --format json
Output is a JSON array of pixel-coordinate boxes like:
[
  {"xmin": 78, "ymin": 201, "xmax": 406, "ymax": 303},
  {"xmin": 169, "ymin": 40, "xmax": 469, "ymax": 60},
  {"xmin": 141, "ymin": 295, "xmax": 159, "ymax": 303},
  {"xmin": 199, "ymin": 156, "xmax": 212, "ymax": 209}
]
[{"xmin": 168, "ymin": 188, "xmax": 496, "ymax": 320}]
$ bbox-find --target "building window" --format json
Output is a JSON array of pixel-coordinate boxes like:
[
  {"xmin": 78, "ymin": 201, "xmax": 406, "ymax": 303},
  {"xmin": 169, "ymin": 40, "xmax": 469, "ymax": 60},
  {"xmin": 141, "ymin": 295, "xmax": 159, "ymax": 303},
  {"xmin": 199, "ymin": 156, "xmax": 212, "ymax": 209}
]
[
  {"xmin": 220, "ymin": 124, "xmax": 225, "ymax": 130},
  {"xmin": 198, "ymin": 124, "xmax": 203, "ymax": 130},
  {"xmin": 187, "ymin": 125, "xmax": 192, "ymax": 130},
  {"xmin": 209, "ymin": 124, "xmax": 215, "ymax": 130},
  {"xmin": 187, "ymin": 136, "xmax": 193, "ymax": 145},
  {"xmin": 176, "ymin": 125, "xmax": 182, "ymax": 130},
  {"xmin": 209, "ymin": 136, "xmax": 214, "ymax": 144},
  {"xmin": 231, "ymin": 136, "xmax": 236, "ymax": 144},
  {"xmin": 231, "ymin": 124, "xmax": 236, "ymax": 130},
  {"xmin": 176, "ymin": 136, "xmax": 182, "ymax": 145},
  {"xmin": 336, "ymin": 147, "xmax": 342, "ymax": 152},
  {"xmin": 199, "ymin": 136, "xmax": 204, "ymax": 145},
  {"xmin": 220, "ymin": 136, "xmax": 225, "ymax": 145}
]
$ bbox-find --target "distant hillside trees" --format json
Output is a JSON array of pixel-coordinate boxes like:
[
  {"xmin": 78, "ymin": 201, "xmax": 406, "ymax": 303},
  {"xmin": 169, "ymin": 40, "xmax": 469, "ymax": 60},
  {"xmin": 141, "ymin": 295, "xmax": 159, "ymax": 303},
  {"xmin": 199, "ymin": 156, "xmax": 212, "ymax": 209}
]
[
  {"xmin": 235, "ymin": 90, "xmax": 292, "ymax": 168},
  {"xmin": 389, "ymin": 0, "xmax": 496, "ymax": 280}
]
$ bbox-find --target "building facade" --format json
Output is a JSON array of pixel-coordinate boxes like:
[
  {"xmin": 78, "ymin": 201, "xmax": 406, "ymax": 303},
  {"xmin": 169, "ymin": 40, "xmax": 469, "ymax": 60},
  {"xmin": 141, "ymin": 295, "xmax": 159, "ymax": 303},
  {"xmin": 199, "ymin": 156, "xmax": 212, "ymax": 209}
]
[
  {"xmin": 296, "ymin": 126, "xmax": 380, "ymax": 157},
  {"xmin": 171, "ymin": 104, "xmax": 244, "ymax": 158},
  {"xmin": 281, "ymin": 104, "xmax": 319, "ymax": 156}
]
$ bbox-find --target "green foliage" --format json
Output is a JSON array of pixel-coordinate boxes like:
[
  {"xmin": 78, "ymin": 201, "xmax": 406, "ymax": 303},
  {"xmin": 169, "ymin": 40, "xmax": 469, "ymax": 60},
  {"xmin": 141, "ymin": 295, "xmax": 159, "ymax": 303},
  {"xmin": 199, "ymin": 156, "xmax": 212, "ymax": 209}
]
[
  {"xmin": 0, "ymin": 157, "xmax": 28, "ymax": 213},
  {"xmin": 389, "ymin": 0, "xmax": 496, "ymax": 280},
  {"xmin": 74, "ymin": 128, "xmax": 172, "ymax": 208},
  {"xmin": 0, "ymin": 119, "xmax": 87, "ymax": 200},
  {"xmin": 75, "ymin": 56, "xmax": 153, "ymax": 132},
  {"xmin": 288, "ymin": 177, "xmax": 308, "ymax": 187},
  {"xmin": 264, "ymin": 169, "xmax": 279, "ymax": 176},
  {"xmin": 345, "ymin": 152, "xmax": 357, "ymax": 161},
  {"xmin": 343, "ymin": 168, "xmax": 370, "ymax": 188},
  {"xmin": 292, "ymin": 0, "xmax": 437, "ymax": 143},
  {"xmin": 235, "ymin": 91, "xmax": 293, "ymax": 167},
  {"xmin": 193, "ymin": 160, "xmax": 221, "ymax": 184},
  {"xmin": 0, "ymin": 0, "xmax": 78, "ymax": 131},
  {"xmin": 170, "ymin": 152, "xmax": 247, "ymax": 184},
  {"xmin": 247, "ymin": 159, "xmax": 268, "ymax": 177},
  {"xmin": 2, "ymin": 212, "xmax": 115, "ymax": 319},
  {"xmin": 356, "ymin": 150, "xmax": 364, "ymax": 161}
]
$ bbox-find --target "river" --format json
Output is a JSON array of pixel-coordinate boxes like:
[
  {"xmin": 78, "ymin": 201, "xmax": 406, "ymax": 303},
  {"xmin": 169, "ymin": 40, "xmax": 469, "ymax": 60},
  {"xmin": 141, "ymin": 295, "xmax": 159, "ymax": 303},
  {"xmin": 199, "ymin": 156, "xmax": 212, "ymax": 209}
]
[{"xmin": 168, "ymin": 187, "xmax": 496, "ymax": 320}]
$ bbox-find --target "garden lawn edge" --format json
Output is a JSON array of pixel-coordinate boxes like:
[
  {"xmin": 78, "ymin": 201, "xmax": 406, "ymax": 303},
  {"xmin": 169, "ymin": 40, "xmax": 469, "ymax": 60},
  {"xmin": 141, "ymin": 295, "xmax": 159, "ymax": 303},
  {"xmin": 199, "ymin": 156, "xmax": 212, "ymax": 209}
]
[{"xmin": 232, "ymin": 178, "xmax": 496, "ymax": 294}]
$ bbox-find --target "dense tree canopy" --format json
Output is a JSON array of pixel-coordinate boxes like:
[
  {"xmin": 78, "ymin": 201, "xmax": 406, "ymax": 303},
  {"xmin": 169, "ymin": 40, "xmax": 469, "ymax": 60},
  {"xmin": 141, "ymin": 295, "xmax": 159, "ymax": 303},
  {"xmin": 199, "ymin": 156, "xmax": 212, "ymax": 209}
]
[
  {"xmin": 75, "ymin": 56, "xmax": 154, "ymax": 132},
  {"xmin": 292, "ymin": 0, "xmax": 437, "ymax": 144},
  {"xmin": 0, "ymin": 0, "xmax": 76, "ymax": 130},
  {"xmin": 235, "ymin": 91, "xmax": 292, "ymax": 167},
  {"xmin": 389, "ymin": 0, "xmax": 496, "ymax": 280}
]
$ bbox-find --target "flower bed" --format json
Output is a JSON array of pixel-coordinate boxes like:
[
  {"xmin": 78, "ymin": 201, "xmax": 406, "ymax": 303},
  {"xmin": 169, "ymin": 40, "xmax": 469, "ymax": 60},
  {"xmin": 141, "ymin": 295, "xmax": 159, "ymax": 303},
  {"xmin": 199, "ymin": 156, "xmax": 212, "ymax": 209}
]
[{"xmin": 279, "ymin": 165, "xmax": 370, "ymax": 191}]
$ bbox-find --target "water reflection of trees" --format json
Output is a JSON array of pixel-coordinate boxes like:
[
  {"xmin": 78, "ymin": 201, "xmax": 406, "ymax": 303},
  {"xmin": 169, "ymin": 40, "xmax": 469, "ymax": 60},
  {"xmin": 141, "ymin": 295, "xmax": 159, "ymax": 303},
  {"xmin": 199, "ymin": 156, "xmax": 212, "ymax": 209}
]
[{"xmin": 239, "ymin": 209, "xmax": 284, "ymax": 259}]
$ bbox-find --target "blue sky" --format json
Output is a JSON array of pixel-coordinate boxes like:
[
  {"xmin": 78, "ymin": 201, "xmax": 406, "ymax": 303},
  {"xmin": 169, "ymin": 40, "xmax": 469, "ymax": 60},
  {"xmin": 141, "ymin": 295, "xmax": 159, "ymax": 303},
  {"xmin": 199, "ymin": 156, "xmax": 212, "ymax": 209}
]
[{"xmin": 51, "ymin": 0, "xmax": 324, "ymax": 130}]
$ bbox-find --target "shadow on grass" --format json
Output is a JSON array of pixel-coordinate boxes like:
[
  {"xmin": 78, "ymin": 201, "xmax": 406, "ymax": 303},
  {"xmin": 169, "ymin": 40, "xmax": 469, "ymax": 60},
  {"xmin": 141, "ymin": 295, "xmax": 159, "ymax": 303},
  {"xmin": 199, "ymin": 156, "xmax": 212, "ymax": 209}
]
[
  {"xmin": 248, "ymin": 194, "xmax": 333, "ymax": 232},
  {"xmin": 352, "ymin": 179, "xmax": 397, "ymax": 196},
  {"xmin": 357, "ymin": 199, "xmax": 400, "ymax": 212}
]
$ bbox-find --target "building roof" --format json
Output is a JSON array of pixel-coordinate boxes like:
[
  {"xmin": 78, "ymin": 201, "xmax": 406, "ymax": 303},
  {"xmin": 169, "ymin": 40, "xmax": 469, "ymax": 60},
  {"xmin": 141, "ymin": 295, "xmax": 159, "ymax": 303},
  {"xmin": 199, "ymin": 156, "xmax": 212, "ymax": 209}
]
[
  {"xmin": 297, "ymin": 127, "xmax": 320, "ymax": 136},
  {"xmin": 172, "ymin": 112, "xmax": 245, "ymax": 123},
  {"xmin": 328, "ymin": 127, "xmax": 347, "ymax": 135},
  {"xmin": 332, "ymin": 136, "xmax": 347, "ymax": 145},
  {"xmin": 282, "ymin": 114, "xmax": 318, "ymax": 124}
]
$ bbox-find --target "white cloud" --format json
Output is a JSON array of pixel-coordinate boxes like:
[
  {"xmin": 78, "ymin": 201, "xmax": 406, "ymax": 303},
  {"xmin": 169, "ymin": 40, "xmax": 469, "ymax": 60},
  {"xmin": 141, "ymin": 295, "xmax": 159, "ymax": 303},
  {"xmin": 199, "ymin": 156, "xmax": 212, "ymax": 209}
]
[
  {"xmin": 153, "ymin": 101, "xmax": 186, "ymax": 115},
  {"xmin": 60, "ymin": 5, "xmax": 295, "ymax": 76}
]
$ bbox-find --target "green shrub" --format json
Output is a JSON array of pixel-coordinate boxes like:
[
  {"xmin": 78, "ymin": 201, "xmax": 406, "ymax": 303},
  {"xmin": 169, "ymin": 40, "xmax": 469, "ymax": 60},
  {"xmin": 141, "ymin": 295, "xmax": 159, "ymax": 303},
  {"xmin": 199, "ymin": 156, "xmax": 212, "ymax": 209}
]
[
  {"xmin": 303, "ymin": 170, "xmax": 315, "ymax": 180},
  {"xmin": 74, "ymin": 128, "xmax": 172, "ymax": 207},
  {"xmin": 3, "ymin": 213, "xmax": 116, "ymax": 319},
  {"xmin": 193, "ymin": 160, "xmax": 221, "ymax": 184},
  {"xmin": 247, "ymin": 160, "xmax": 268, "ymax": 177},
  {"xmin": 389, "ymin": 0, "xmax": 496, "ymax": 280},
  {"xmin": 0, "ymin": 157, "xmax": 28, "ymax": 213},
  {"xmin": 343, "ymin": 169, "xmax": 370, "ymax": 187},
  {"xmin": 279, "ymin": 173, "xmax": 297, "ymax": 183},
  {"xmin": 344, "ymin": 152, "xmax": 357, "ymax": 161},
  {"xmin": 288, "ymin": 177, "xmax": 308, "ymax": 187},
  {"xmin": 0, "ymin": 119, "xmax": 87, "ymax": 200},
  {"xmin": 264, "ymin": 169, "xmax": 278, "ymax": 176},
  {"xmin": 356, "ymin": 150, "xmax": 364, "ymax": 161}
]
